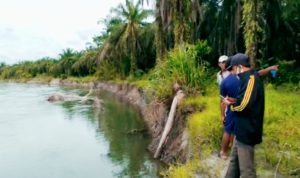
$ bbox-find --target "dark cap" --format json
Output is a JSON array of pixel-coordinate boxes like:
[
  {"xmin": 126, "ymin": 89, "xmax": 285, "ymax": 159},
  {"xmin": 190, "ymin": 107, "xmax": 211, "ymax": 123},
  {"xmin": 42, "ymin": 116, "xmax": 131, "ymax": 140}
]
[
  {"xmin": 225, "ymin": 56, "xmax": 233, "ymax": 71},
  {"xmin": 227, "ymin": 53, "xmax": 250, "ymax": 69}
]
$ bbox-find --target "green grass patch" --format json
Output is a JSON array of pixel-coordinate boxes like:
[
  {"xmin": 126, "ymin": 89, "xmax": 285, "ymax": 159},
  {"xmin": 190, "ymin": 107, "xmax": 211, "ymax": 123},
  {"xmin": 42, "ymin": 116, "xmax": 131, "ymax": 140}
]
[
  {"xmin": 258, "ymin": 84, "xmax": 300, "ymax": 174},
  {"xmin": 162, "ymin": 160, "xmax": 202, "ymax": 178},
  {"xmin": 64, "ymin": 76, "xmax": 97, "ymax": 83}
]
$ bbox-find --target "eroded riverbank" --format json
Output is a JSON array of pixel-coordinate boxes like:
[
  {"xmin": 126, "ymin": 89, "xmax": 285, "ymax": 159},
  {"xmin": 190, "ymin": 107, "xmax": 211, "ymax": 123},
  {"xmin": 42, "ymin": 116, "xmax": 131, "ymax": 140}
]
[{"xmin": 26, "ymin": 79, "xmax": 192, "ymax": 164}]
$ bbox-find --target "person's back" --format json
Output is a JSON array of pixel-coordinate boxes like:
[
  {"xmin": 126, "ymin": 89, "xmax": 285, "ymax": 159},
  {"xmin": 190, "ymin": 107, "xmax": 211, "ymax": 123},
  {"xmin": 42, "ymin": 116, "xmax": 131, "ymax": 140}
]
[
  {"xmin": 221, "ymin": 73, "xmax": 240, "ymax": 126},
  {"xmin": 231, "ymin": 70, "xmax": 264, "ymax": 145},
  {"xmin": 225, "ymin": 53, "xmax": 265, "ymax": 178},
  {"xmin": 221, "ymin": 74, "xmax": 240, "ymax": 99}
]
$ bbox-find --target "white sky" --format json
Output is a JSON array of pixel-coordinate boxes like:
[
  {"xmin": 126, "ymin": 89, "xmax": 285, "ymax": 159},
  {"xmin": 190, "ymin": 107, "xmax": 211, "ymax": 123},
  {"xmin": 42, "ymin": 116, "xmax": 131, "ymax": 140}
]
[{"xmin": 0, "ymin": 0, "xmax": 152, "ymax": 64}]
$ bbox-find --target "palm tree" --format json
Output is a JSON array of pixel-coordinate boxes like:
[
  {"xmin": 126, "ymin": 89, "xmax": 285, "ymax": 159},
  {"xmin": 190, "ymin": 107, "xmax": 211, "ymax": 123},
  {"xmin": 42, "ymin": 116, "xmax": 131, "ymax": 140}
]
[
  {"xmin": 155, "ymin": 0, "xmax": 192, "ymax": 59},
  {"xmin": 242, "ymin": 0, "xmax": 263, "ymax": 67},
  {"xmin": 211, "ymin": 0, "xmax": 242, "ymax": 56},
  {"xmin": 260, "ymin": 0, "xmax": 299, "ymax": 63},
  {"xmin": 58, "ymin": 48, "xmax": 82, "ymax": 76},
  {"xmin": 172, "ymin": 0, "xmax": 193, "ymax": 46},
  {"xmin": 72, "ymin": 49, "xmax": 98, "ymax": 76},
  {"xmin": 155, "ymin": 0, "xmax": 168, "ymax": 60},
  {"xmin": 98, "ymin": 0, "xmax": 152, "ymax": 74},
  {"xmin": 0, "ymin": 62, "xmax": 6, "ymax": 69}
]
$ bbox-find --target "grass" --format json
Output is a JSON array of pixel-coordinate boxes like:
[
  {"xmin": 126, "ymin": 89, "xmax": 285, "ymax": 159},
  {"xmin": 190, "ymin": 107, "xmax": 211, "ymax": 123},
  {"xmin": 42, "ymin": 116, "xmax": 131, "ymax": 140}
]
[
  {"xmin": 164, "ymin": 84, "xmax": 300, "ymax": 177},
  {"xmin": 62, "ymin": 76, "xmax": 98, "ymax": 83},
  {"xmin": 161, "ymin": 160, "xmax": 202, "ymax": 178},
  {"xmin": 185, "ymin": 91, "xmax": 222, "ymax": 158},
  {"xmin": 259, "ymin": 84, "xmax": 300, "ymax": 174},
  {"xmin": 142, "ymin": 43, "xmax": 212, "ymax": 100}
]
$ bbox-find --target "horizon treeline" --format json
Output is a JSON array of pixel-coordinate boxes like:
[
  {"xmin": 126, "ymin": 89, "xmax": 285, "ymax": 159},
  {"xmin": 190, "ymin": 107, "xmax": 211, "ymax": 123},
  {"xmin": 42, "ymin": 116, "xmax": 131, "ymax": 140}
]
[{"xmin": 0, "ymin": 0, "xmax": 299, "ymax": 83}]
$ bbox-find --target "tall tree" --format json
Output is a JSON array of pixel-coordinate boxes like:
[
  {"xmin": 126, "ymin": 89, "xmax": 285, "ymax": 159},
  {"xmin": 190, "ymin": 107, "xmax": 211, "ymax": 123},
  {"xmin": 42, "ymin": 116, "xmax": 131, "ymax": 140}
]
[
  {"xmin": 243, "ymin": 0, "xmax": 262, "ymax": 67},
  {"xmin": 260, "ymin": 0, "xmax": 300, "ymax": 63},
  {"xmin": 172, "ymin": 0, "xmax": 192, "ymax": 46},
  {"xmin": 154, "ymin": 0, "xmax": 177, "ymax": 60},
  {"xmin": 113, "ymin": 0, "xmax": 152, "ymax": 73},
  {"xmin": 212, "ymin": 0, "xmax": 242, "ymax": 56},
  {"xmin": 58, "ymin": 48, "xmax": 82, "ymax": 76},
  {"xmin": 155, "ymin": 0, "xmax": 194, "ymax": 59},
  {"xmin": 98, "ymin": 0, "xmax": 152, "ymax": 74},
  {"xmin": 155, "ymin": 0, "xmax": 167, "ymax": 60}
]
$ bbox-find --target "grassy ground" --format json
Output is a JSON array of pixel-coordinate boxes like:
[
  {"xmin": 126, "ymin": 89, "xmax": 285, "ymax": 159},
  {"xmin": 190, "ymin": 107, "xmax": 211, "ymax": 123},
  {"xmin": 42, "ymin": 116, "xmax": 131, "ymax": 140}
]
[{"xmin": 164, "ymin": 84, "xmax": 300, "ymax": 177}]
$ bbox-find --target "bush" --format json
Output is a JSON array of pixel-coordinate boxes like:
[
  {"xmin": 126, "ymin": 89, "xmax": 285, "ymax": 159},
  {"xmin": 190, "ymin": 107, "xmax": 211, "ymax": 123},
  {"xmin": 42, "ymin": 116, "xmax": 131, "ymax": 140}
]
[
  {"xmin": 95, "ymin": 61, "xmax": 120, "ymax": 80},
  {"xmin": 146, "ymin": 41, "xmax": 213, "ymax": 99},
  {"xmin": 269, "ymin": 60, "xmax": 300, "ymax": 85}
]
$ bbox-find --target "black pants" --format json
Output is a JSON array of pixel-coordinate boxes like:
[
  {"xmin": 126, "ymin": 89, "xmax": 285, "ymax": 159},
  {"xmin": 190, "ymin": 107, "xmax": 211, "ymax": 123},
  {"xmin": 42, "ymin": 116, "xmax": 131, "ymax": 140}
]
[{"xmin": 225, "ymin": 139, "xmax": 256, "ymax": 178}]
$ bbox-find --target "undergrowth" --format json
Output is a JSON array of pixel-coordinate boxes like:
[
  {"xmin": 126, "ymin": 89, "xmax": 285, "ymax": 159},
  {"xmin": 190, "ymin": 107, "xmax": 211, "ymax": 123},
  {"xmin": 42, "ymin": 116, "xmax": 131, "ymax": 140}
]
[{"xmin": 144, "ymin": 42, "xmax": 213, "ymax": 100}]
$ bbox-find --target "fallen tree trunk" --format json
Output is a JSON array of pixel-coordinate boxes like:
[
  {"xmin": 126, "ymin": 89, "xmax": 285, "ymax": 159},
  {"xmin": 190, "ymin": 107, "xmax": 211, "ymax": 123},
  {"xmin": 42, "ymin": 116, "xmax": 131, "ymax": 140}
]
[{"xmin": 154, "ymin": 90, "xmax": 185, "ymax": 158}]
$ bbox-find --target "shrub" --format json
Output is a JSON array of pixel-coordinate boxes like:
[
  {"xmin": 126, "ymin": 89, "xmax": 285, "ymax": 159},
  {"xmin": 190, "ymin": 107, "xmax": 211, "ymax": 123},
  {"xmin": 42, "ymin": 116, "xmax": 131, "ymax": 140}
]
[
  {"xmin": 271, "ymin": 60, "xmax": 300, "ymax": 85},
  {"xmin": 147, "ymin": 41, "xmax": 213, "ymax": 99},
  {"xmin": 95, "ymin": 61, "xmax": 120, "ymax": 80}
]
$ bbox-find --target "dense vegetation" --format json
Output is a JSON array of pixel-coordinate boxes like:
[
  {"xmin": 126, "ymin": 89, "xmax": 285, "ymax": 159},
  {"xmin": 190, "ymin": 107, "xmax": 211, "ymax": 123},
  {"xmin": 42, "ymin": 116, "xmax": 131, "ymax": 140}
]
[
  {"xmin": 0, "ymin": 0, "xmax": 299, "ymax": 177},
  {"xmin": 1, "ymin": 0, "xmax": 299, "ymax": 81}
]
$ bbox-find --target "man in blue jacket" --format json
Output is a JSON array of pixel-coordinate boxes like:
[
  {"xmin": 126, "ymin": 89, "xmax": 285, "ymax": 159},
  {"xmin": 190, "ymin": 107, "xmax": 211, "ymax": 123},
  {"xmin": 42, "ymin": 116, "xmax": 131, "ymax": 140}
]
[
  {"xmin": 219, "ymin": 57, "xmax": 240, "ymax": 160},
  {"xmin": 224, "ymin": 53, "xmax": 265, "ymax": 178}
]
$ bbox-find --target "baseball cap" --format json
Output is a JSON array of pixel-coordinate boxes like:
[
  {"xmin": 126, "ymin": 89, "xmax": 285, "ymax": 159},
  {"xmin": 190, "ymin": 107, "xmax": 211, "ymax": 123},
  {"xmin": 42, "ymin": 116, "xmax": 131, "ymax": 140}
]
[
  {"xmin": 227, "ymin": 53, "xmax": 250, "ymax": 69},
  {"xmin": 225, "ymin": 56, "xmax": 233, "ymax": 71},
  {"xmin": 218, "ymin": 55, "xmax": 228, "ymax": 63}
]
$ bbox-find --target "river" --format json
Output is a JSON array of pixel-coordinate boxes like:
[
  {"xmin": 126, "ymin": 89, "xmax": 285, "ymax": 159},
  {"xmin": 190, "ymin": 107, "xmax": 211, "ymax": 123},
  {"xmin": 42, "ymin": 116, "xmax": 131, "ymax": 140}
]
[{"xmin": 0, "ymin": 83, "xmax": 161, "ymax": 178}]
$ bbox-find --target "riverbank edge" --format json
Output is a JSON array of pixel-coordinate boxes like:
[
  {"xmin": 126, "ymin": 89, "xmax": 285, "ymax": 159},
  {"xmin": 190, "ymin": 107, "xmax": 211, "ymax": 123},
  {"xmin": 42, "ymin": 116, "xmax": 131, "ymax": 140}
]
[{"xmin": 25, "ymin": 78, "xmax": 191, "ymax": 164}]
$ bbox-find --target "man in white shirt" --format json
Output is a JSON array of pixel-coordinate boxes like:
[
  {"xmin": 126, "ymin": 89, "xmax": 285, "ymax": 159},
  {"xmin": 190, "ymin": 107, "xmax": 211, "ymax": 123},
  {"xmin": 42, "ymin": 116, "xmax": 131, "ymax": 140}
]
[{"xmin": 217, "ymin": 55, "xmax": 231, "ymax": 85}]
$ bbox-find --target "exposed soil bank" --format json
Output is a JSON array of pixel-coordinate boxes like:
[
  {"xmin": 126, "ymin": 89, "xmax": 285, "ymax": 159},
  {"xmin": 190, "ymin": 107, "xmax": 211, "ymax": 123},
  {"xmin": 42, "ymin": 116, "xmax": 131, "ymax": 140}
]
[{"xmin": 28, "ymin": 79, "xmax": 191, "ymax": 164}]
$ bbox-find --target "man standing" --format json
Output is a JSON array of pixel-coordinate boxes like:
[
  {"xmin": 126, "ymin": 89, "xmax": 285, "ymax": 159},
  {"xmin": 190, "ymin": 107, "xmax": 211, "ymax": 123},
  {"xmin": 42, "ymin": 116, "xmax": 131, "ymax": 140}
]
[
  {"xmin": 217, "ymin": 55, "xmax": 230, "ymax": 85},
  {"xmin": 224, "ymin": 53, "xmax": 265, "ymax": 178},
  {"xmin": 219, "ymin": 57, "xmax": 239, "ymax": 160}
]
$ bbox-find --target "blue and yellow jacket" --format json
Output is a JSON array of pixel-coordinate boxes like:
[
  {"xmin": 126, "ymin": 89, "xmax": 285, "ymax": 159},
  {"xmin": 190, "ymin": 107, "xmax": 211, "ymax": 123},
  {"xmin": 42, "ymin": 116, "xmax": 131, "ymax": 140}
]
[{"xmin": 231, "ymin": 70, "xmax": 265, "ymax": 146}]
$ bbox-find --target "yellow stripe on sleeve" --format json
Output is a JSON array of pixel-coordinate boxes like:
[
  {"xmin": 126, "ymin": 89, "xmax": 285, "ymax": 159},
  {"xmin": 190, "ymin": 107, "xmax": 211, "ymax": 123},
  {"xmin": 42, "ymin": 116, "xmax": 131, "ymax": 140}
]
[{"xmin": 231, "ymin": 75, "xmax": 255, "ymax": 111}]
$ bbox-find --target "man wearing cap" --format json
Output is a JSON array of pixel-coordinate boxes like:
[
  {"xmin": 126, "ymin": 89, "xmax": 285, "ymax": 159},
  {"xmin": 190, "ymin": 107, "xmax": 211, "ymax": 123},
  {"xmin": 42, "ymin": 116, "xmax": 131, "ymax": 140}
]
[
  {"xmin": 217, "ymin": 55, "xmax": 231, "ymax": 151},
  {"xmin": 219, "ymin": 56, "xmax": 278, "ymax": 161},
  {"xmin": 217, "ymin": 55, "xmax": 231, "ymax": 85},
  {"xmin": 223, "ymin": 53, "xmax": 264, "ymax": 178}
]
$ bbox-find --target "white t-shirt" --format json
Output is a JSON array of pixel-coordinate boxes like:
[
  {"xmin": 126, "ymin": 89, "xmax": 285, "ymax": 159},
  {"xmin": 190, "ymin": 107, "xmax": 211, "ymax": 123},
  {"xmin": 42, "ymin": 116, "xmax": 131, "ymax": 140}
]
[{"xmin": 217, "ymin": 70, "xmax": 230, "ymax": 85}]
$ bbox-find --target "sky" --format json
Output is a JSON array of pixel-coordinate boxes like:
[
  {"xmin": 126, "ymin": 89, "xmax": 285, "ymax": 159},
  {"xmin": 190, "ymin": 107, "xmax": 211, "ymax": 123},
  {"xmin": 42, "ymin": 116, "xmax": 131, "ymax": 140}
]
[{"xmin": 0, "ymin": 0, "xmax": 148, "ymax": 64}]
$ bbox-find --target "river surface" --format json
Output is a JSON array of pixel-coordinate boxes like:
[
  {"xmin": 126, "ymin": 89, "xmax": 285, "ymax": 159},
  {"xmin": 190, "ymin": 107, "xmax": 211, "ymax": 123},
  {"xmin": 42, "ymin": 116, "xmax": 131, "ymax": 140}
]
[{"xmin": 0, "ymin": 83, "xmax": 161, "ymax": 178}]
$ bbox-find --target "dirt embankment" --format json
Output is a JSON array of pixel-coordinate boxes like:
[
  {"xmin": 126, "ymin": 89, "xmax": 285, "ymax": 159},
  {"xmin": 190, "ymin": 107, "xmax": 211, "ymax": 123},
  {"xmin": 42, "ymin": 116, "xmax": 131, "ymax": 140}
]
[{"xmin": 34, "ymin": 79, "xmax": 193, "ymax": 164}]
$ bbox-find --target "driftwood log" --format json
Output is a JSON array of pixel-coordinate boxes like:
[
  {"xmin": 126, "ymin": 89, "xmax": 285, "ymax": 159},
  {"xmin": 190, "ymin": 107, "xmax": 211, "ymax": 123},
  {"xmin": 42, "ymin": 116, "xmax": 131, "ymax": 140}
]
[{"xmin": 154, "ymin": 90, "xmax": 185, "ymax": 158}]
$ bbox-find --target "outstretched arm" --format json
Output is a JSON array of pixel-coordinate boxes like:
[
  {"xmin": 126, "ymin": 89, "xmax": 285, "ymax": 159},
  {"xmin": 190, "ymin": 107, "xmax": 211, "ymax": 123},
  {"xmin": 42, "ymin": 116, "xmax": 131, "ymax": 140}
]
[{"xmin": 258, "ymin": 65, "xmax": 279, "ymax": 76}]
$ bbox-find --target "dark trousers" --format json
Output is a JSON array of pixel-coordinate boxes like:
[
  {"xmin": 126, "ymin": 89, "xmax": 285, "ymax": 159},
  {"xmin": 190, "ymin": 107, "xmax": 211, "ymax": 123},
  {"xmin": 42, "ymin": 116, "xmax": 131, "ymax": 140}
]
[{"xmin": 225, "ymin": 139, "xmax": 256, "ymax": 178}]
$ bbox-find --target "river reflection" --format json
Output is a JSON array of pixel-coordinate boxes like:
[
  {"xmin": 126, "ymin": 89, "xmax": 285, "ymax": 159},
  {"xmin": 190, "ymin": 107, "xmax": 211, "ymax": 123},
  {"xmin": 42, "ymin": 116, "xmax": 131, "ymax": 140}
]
[
  {"xmin": 99, "ymin": 92, "xmax": 156, "ymax": 177},
  {"xmin": 0, "ymin": 83, "xmax": 160, "ymax": 178}
]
